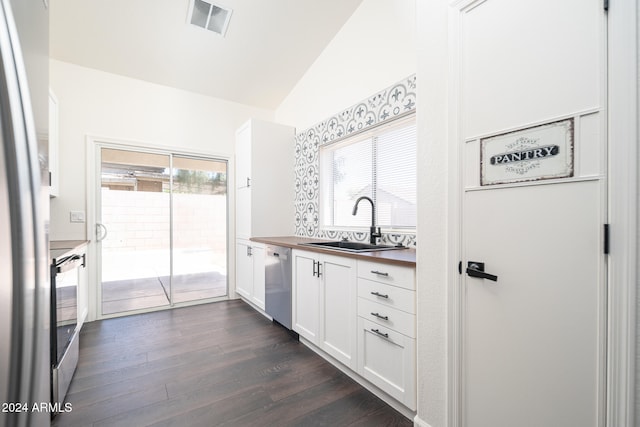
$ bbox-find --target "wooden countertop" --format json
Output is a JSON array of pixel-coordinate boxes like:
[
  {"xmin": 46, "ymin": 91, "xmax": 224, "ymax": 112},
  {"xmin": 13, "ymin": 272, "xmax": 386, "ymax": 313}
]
[
  {"xmin": 50, "ymin": 240, "xmax": 89, "ymax": 251},
  {"xmin": 50, "ymin": 240, "xmax": 89, "ymax": 262},
  {"xmin": 249, "ymin": 236, "xmax": 416, "ymax": 267}
]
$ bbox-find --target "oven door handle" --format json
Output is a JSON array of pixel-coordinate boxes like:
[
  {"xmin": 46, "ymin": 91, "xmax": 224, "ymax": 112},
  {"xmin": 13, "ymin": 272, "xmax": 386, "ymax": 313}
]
[{"xmin": 56, "ymin": 253, "xmax": 85, "ymax": 273}]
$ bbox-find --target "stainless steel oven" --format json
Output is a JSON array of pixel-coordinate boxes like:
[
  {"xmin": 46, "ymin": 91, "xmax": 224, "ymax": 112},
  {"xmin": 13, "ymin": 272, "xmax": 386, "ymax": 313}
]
[{"xmin": 50, "ymin": 252, "xmax": 84, "ymax": 409}]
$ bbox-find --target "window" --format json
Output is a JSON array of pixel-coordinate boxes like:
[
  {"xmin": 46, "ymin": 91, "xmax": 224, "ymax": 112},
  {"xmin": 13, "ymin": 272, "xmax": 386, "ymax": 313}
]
[{"xmin": 320, "ymin": 116, "xmax": 417, "ymax": 230}]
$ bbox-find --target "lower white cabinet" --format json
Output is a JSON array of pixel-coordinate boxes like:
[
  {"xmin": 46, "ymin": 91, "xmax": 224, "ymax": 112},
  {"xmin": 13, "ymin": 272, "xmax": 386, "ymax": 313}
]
[
  {"xmin": 356, "ymin": 260, "xmax": 416, "ymax": 410},
  {"xmin": 292, "ymin": 251, "xmax": 319, "ymax": 342},
  {"xmin": 292, "ymin": 250, "xmax": 416, "ymax": 412},
  {"xmin": 357, "ymin": 317, "xmax": 416, "ymax": 410},
  {"xmin": 292, "ymin": 249, "xmax": 357, "ymax": 370},
  {"xmin": 235, "ymin": 239, "xmax": 265, "ymax": 310}
]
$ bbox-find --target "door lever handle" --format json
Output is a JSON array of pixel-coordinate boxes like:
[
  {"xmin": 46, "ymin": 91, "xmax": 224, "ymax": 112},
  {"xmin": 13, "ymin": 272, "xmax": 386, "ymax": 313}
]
[{"xmin": 466, "ymin": 262, "xmax": 498, "ymax": 282}]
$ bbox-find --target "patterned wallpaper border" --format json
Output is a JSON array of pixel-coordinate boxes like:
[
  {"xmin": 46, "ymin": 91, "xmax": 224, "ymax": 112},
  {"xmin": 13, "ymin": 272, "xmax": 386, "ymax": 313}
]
[{"xmin": 294, "ymin": 74, "xmax": 417, "ymax": 248}]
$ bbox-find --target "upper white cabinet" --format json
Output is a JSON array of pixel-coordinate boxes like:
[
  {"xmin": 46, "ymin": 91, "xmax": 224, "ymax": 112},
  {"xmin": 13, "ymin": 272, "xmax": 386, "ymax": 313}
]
[
  {"xmin": 48, "ymin": 89, "xmax": 59, "ymax": 197},
  {"xmin": 235, "ymin": 119, "xmax": 295, "ymax": 239}
]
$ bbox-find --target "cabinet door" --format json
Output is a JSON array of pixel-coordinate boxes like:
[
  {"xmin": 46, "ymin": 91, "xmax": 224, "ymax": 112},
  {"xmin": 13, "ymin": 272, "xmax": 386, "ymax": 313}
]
[
  {"xmin": 236, "ymin": 186, "xmax": 251, "ymax": 240},
  {"xmin": 357, "ymin": 317, "xmax": 416, "ymax": 410},
  {"xmin": 320, "ymin": 254, "xmax": 357, "ymax": 370},
  {"xmin": 48, "ymin": 90, "xmax": 59, "ymax": 197},
  {"xmin": 292, "ymin": 251, "xmax": 319, "ymax": 344},
  {"xmin": 235, "ymin": 124, "xmax": 251, "ymax": 189},
  {"xmin": 235, "ymin": 241, "xmax": 253, "ymax": 299},
  {"xmin": 251, "ymin": 244, "xmax": 265, "ymax": 309}
]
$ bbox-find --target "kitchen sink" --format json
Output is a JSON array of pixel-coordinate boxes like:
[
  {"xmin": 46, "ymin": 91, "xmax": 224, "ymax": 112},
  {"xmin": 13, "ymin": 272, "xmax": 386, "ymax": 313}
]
[{"xmin": 299, "ymin": 240, "xmax": 406, "ymax": 253}]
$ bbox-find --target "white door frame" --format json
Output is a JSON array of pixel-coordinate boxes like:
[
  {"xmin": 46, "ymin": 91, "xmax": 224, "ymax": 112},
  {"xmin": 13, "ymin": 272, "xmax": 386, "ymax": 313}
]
[
  {"xmin": 605, "ymin": 1, "xmax": 638, "ymax": 425},
  {"xmin": 444, "ymin": 1, "xmax": 638, "ymax": 426}
]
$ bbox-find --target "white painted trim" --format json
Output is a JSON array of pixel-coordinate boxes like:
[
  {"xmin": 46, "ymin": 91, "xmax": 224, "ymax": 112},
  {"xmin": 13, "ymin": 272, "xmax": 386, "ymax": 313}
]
[
  {"xmin": 463, "ymin": 107, "xmax": 603, "ymax": 143},
  {"xmin": 464, "ymin": 175, "xmax": 605, "ymax": 192},
  {"xmin": 447, "ymin": 1, "xmax": 464, "ymax": 427},
  {"xmin": 606, "ymin": 0, "xmax": 638, "ymax": 425},
  {"xmin": 413, "ymin": 414, "xmax": 434, "ymax": 427},
  {"xmin": 85, "ymin": 136, "xmax": 98, "ymax": 322}
]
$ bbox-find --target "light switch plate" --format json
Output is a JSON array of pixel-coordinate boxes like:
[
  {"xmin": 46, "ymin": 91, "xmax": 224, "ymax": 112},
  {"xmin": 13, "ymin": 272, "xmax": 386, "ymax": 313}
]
[{"xmin": 70, "ymin": 210, "xmax": 85, "ymax": 223}]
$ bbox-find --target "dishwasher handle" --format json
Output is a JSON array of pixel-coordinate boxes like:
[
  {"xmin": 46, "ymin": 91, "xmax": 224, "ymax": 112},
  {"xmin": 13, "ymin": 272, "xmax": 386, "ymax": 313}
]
[{"xmin": 266, "ymin": 245, "xmax": 290, "ymax": 261}]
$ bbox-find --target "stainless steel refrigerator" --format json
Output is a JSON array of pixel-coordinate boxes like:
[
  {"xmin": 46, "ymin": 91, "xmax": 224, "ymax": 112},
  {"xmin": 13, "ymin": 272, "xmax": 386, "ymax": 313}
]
[{"xmin": 0, "ymin": 0, "xmax": 50, "ymax": 426}]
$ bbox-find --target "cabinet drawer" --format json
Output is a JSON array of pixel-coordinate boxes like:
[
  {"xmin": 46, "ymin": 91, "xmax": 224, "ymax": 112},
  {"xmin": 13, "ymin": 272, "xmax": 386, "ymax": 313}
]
[
  {"xmin": 357, "ymin": 317, "xmax": 416, "ymax": 410},
  {"xmin": 357, "ymin": 298, "xmax": 415, "ymax": 338},
  {"xmin": 357, "ymin": 260, "xmax": 415, "ymax": 290},
  {"xmin": 357, "ymin": 278, "xmax": 415, "ymax": 314}
]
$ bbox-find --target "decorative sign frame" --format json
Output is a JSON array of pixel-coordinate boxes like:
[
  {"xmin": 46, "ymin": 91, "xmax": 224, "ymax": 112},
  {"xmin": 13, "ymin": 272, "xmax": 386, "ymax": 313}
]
[{"xmin": 480, "ymin": 118, "xmax": 574, "ymax": 186}]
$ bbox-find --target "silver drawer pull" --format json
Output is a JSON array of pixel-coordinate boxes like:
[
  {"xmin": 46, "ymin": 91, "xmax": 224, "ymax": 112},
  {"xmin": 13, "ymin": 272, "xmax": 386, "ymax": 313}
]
[
  {"xmin": 371, "ymin": 328, "xmax": 389, "ymax": 338},
  {"xmin": 371, "ymin": 270, "xmax": 389, "ymax": 277},
  {"xmin": 370, "ymin": 291, "xmax": 389, "ymax": 299},
  {"xmin": 370, "ymin": 312, "xmax": 389, "ymax": 321}
]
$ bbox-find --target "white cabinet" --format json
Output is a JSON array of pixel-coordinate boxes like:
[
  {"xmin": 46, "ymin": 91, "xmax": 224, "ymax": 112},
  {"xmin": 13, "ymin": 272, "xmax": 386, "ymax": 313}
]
[
  {"xmin": 357, "ymin": 317, "xmax": 416, "ymax": 408},
  {"xmin": 356, "ymin": 260, "xmax": 416, "ymax": 410},
  {"xmin": 292, "ymin": 249, "xmax": 357, "ymax": 370},
  {"xmin": 251, "ymin": 245, "xmax": 265, "ymax": 308},
  {"xmin": 48, "ymin": 89, "xmax": 59, "ymax": 197},
  {"xmin": 235, "ymin": 239, "xmax": 265, "ymax": 310},
  {"xmin": 235, "ymin": 119, "xmax": 295, "ymax": 239},
  {"xmin": 292, "ymin": 251, "xmax": 319, "ymax": 342},
  {"xmin": 235, "ymin": 119, "xmax": 294, "ymax": 311},
  {"xmin": 76, "ymin": 246, "xmax": 88, "ymax": 328}
]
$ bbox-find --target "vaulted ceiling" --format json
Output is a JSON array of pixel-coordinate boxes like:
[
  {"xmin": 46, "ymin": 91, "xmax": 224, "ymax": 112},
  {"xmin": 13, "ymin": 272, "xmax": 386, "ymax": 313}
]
[{"xmin": 50, "ymin": 0, "xmax": 364, "ymax": 109}]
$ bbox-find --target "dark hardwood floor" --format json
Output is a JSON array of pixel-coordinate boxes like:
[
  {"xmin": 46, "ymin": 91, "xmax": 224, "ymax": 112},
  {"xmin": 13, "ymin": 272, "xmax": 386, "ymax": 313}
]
[{"xmin": 53, "ymin": 299, "xmax": 412, "ymax": 427}]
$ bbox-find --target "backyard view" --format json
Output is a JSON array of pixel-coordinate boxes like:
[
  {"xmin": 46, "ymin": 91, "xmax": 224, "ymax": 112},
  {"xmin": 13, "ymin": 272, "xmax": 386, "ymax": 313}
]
[{"xmin": 100, "ymin": 148, "xmax": 227, "ymax": 315}]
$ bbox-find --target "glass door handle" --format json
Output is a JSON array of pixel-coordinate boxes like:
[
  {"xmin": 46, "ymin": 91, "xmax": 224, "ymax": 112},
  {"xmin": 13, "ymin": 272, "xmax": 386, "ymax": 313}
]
[
  {"xmin": 466, "ymin": 262, "xmax": 498, "ymax": 282},
  {"xmin": 96, "ymin": 223, "xmax": 108, "ymax": 242}
]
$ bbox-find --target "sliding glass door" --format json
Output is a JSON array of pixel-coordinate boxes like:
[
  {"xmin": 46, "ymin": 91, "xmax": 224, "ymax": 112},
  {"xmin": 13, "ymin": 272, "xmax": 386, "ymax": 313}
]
[
  {"xmin": 171, "ymin": 156, "xmax": 227, "ymax": 304},
  {"xmin": 97, "ymin": 146, "xmax": 228, "ymax": 317}
]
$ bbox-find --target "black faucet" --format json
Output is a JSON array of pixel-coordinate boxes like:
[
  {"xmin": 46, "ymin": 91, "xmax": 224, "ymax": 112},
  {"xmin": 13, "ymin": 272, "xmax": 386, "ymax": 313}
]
[{"xmin": 352, "ymin": 196, "xmax": 382, "ymax": 245}]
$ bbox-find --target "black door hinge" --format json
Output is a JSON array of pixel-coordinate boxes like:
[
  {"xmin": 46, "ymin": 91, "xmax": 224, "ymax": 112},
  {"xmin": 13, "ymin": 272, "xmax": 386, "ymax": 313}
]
[
  {"xmin": 604, "ymin": 0, "xmax": 609, "ymax": 11},
  {"xmin": 604, "ymin": 224, "xmax": 610, "ymax": 254},
  {"xmin": 458, "ymin": 261, "xmax": 462, "ymax": 274}
]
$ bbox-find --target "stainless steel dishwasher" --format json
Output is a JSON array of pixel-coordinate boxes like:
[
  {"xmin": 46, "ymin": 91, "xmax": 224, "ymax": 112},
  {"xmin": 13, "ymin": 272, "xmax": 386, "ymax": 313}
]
[{"xmin": 265, "ymin": 245, "xmax": 292, "ymax": 329}]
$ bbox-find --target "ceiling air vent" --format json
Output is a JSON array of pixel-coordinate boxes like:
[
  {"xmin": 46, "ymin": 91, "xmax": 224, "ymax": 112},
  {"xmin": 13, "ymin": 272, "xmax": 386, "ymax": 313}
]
[{"xmin": 188, "ymin": 0, "xmax": 232, "ymax": 36}]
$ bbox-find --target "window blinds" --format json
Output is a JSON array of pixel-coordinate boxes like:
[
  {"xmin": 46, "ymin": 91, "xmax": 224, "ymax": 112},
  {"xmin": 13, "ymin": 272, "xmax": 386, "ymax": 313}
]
[{"xmin": 320, "ymin": 117, "xmax": 416, "ymax": 229}]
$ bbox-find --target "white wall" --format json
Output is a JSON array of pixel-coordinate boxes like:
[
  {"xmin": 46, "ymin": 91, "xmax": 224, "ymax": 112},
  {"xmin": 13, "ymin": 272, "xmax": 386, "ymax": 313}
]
[
  {"xmin": 415, "ymin": 0, "xmax": 449, "ymax": 426},
  {"xmin": 49, "ymin": 59, "xmax": 273, "ymax": 240},
  {"xmin": 274, "ymin": 0, "xmax": 416, "ymax": 130}
]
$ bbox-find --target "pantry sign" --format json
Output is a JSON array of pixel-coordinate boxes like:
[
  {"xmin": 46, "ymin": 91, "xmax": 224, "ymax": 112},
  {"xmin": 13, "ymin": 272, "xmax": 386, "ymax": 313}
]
[{"xmin": 480, "ymin": 118, "xmax": 574, "ymax": 186}]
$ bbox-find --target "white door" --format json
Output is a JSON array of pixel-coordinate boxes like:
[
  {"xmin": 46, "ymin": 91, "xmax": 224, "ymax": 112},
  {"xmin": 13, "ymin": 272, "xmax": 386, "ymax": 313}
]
[{"xmin": 456, "ymin": 0, "xmax": 607, "ymax": 426}]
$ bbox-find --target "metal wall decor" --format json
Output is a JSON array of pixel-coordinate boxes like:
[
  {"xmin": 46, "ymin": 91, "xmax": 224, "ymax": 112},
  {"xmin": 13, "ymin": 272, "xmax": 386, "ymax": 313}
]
[
  {"xmin": 293, "ymin": 75, "xmax": 417, "ymax": 248},
  {"xmin": 480, "ymin": 118, "xmax": 574, "ymax": 186}
]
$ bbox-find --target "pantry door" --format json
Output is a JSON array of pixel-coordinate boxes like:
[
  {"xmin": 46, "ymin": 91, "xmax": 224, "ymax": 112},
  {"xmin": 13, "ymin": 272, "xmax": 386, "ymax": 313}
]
[{"xmin": 456, "ymin": 0, "xmax": 607, "ymax": 426}]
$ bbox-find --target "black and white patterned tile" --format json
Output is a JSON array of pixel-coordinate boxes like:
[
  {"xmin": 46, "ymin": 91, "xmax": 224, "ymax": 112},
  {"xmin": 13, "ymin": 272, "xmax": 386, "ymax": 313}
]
[{"xmin": 293, "ymin": 74, "xmax": 417, "ymax": 248}]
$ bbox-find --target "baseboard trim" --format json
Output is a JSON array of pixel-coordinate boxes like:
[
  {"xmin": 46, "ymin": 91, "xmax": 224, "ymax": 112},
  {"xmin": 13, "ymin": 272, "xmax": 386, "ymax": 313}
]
[{"xmin": 413, "ymin": 415, "xmax": 432, "ymax": 427}]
